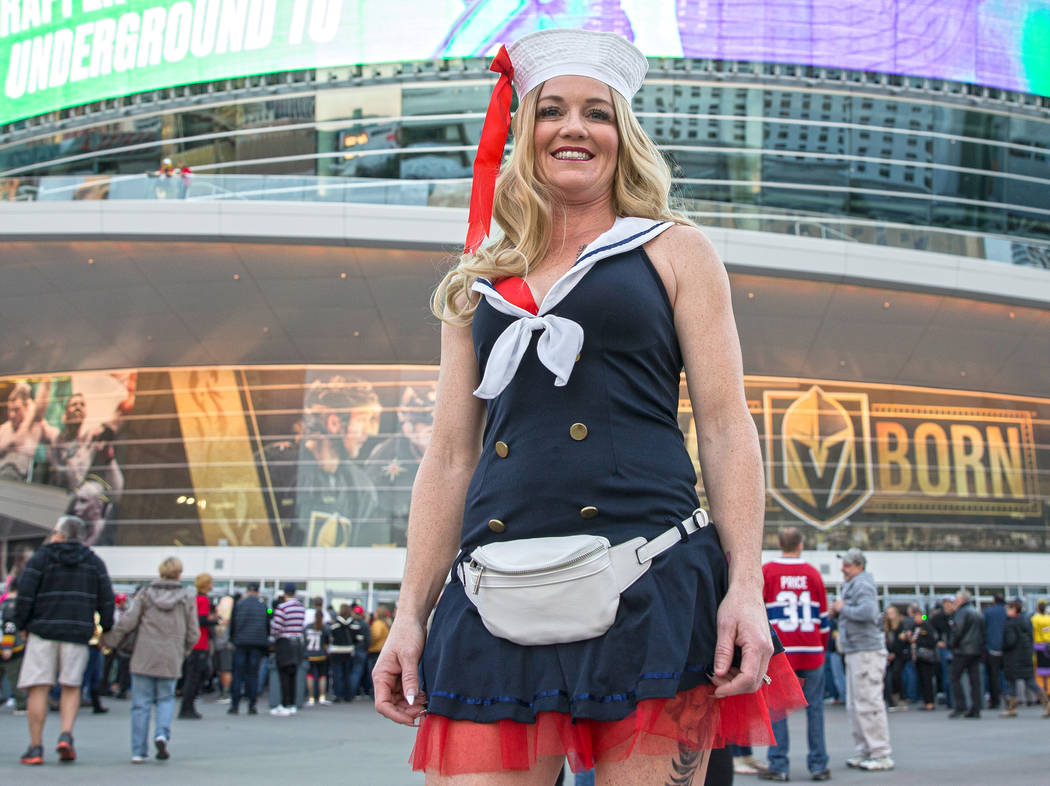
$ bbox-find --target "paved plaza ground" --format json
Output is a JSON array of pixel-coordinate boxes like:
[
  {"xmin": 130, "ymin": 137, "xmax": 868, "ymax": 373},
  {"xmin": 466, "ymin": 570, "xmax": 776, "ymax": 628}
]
[{"xmin": 1, "ymin": 693, "xmax": 1046, "ymax": 784}]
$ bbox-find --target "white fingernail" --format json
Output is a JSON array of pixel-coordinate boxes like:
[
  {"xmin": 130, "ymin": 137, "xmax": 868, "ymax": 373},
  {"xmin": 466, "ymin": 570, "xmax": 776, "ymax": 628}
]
[{"xmin": 406, "ymin": 690, "xmax": 416, "ymax": 706}]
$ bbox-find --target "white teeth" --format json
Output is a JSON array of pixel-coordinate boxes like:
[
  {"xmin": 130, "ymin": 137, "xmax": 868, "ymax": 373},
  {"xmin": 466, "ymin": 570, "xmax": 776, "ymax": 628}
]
[{"xmin": 553, "ymin": 151, "xmax": 593, "ymax": 160}]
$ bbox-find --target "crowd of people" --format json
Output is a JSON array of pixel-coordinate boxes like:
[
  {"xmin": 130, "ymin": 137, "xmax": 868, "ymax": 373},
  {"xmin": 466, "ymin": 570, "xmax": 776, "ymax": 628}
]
[
  {"xmin": 3, "ymin": 512, "xmax": 1048, "ymax": 776},
  {"xmin": 0, "ymin": 514, "xmax": 394, "ymax": 765},
  {"xmin": 729, "ymin": 538, "xmax": 1050, "ymax": 782}
]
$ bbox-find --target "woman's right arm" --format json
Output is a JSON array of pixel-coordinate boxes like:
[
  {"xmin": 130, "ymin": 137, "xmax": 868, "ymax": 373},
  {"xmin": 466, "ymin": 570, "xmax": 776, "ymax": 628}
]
[{"xmin": 374, "ymin": 314, "xmax": 485, "ymax": 726}]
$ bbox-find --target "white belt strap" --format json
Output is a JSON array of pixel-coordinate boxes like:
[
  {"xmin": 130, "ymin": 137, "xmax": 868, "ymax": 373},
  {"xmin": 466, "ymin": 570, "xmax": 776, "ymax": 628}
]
[{"xmin": 635, "ymin": 508, "xmax": 710, "ymax": 564}]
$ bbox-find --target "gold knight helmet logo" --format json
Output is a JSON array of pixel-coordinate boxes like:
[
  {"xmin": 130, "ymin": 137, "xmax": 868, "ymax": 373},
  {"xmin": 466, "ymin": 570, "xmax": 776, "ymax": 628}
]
[{"xmin": 764, "ymin": 385, "xmax": 874, "ymax": 529}]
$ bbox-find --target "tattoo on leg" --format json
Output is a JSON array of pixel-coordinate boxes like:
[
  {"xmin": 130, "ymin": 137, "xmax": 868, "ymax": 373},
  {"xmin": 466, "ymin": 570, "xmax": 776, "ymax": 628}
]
[{"xmin": 666, "ymin": 743, "xmax": 707, "ymax": 786}]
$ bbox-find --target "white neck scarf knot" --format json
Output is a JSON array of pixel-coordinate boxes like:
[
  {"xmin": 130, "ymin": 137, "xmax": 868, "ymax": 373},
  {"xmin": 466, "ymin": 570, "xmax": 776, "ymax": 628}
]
[{"xmin": 470, "ymin": 218, "xmax": 673, "ymax": 401}]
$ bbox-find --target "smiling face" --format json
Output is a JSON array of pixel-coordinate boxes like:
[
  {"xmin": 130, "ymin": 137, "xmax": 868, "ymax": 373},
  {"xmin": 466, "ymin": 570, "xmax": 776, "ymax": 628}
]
[{"xmin": 533, "ymin": 76, "xmax": 619, "ymax": 204}]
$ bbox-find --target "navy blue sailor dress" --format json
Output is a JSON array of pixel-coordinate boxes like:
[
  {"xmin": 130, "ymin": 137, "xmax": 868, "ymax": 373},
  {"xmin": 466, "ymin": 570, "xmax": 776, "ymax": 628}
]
[{"xmin": 413, "ymin": 219, "xmax": 801, "ymax": 774}]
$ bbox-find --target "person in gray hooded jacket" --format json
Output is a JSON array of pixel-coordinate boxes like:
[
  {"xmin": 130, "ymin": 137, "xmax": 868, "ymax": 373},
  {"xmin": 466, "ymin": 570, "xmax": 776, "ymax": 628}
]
[
  {"xmin": 102, "ymin": 556, "xmax": 199, "ymax": 763},
  {"xmin": 829, "ymin": 548, "xmax": 894, "ymax": 772}
]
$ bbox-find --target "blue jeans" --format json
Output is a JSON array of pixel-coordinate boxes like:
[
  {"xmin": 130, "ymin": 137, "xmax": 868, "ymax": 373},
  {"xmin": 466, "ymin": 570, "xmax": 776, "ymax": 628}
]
[
  {"xmin": 82, "ymin": 645, "xmax": 103, "ymax": 700},
  {"xmin": 574, "ymin": 769, "xmax": 595, "ymax": 785},
  {"xmin": 938, "ymin": 647, "xmax": 954, "ymax": 706},
  {"xmin": 768, "ymin": 666, "xmax": 828, "ymax": 776},
  {"xmin": 232, "ymin": 646, "xmax": 264, "ymax": 709},
  {"xmin": 131, "ymin": 674, "xmax": 176, "ymax": 757},
  {"xmin": 827, "ymin": 651, "xmax": 846, "ymax": 702},
  {"xmin": 350, "ymin": 650, "xmax": 369, "ymax": 698},
  {"xmin": 329, "ymin": 653, "xmax": 353, "ymax": 700}
]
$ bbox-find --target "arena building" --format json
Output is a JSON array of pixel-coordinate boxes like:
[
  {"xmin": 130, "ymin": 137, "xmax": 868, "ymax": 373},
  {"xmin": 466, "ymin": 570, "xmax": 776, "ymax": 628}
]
[{"xmin": 1, "ymin": 1, "xmax": 1048, "ymax": 608}]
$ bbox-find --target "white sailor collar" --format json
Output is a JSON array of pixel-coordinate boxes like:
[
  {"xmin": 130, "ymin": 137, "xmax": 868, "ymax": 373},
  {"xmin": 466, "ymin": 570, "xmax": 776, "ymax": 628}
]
[{"xmin": 471, "ymin": 217, "xmax": 673, "ymax": 400}]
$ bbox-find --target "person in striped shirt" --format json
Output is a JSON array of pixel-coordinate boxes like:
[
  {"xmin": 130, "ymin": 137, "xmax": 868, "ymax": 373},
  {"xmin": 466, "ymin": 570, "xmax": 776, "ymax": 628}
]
[
  {"xmin": 269, "ymin": 583, "xmax": 306, "ymax": 717},
  {"xmin": 760, "ymin": 528, "xmax": 831, "ymax": 782}
]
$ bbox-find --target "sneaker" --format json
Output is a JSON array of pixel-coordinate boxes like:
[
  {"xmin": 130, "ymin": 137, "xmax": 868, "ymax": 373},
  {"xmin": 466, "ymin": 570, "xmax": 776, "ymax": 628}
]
[
  {"xmin": 269, "ymin": 705, "xmax": 291, "ymax": 716},
  {"xmin": 811, "ymin": 770, "xmax": 831, "ymax": 781},
  {"xmin": 845, "ymin": 755, "xmax": 866, "ymax": 769},
  {"xmin": 306, "ymin": 698, "xmax": 316, "ymax": 706},
  {"xmin": 215, "ymin": 696, "xmax": 231, "ymax": 704},
  {"xmin": 248, "ymin": 705, "xmax": 258, "ymax": 715},
  {"xmin": 733, "ymin": 757, "xmax": 760, "ymax": 775},
  {"xmin": 858, "ymin": 757, "xmax": 894, "ymax": 771},
  {"xmin": 13, "ymin": 709, "xmax": 26, "ymax": 716},
  {"xmin": 227, "ymin": 705, "xmax": 239, "ymax": 715},
  {"xmin": 744, "ymin": 756, "xmax": 769, "ymax": 773},
  {"xmin": 155, "ymin": 737, "xmax": 169, "ymax": 760},
  {"xmin": 56, "ymin": 732, "xmax": 76, "ymax": 762},
  {"xmin": 288, "ymin": 705, "xmax": 297, "ymax": 715},
  {"xmin": 132, "ymin": 756, "xmax": 147, "ymax": 764},
  {"xmin": 758, "ymin": 771, "xmax": 789, "ymax": 782},
  {"xmin": 20, "ymin": 745, "xmax": 44, "ymax": 765},
  {"xmin": 319, "ymin": 698, "xmax": 333, "ymax": 706}
]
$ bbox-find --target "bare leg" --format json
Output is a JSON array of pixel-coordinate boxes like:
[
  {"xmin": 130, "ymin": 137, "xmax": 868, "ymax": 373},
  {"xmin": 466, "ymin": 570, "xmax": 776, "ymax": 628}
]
[
  {"xmin": 597, "ymin": 745, "xmax": 711, "ymax": 786},
  {"xmin": 59, "ymin": 684, "xmax": 81, "ymax": 734},
  {"xmin": 26, "ymin": 685, "xmax": 49, "ymax": 746},
  {"xmin": 320, "ymin": 675, "xmax": 328, "ymax": 700},
  {"xmin": 425, "ymin": 755, "xmax": 564, "ymax": 786}
]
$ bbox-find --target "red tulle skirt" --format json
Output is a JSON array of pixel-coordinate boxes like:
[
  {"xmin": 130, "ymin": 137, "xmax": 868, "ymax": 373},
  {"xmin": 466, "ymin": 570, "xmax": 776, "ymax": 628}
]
[{"xmin": 411, "ymin": 651, "xmax": 806, "ymax": 775}]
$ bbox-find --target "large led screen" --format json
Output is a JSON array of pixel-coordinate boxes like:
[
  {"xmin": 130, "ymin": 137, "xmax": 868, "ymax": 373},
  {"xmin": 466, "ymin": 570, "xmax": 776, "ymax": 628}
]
[
  {"xmin": 1, "ymin": 1, "xmax": 1049, "ymax": 127},
  {"xmin": 1, "ymin": 366, "xmax": 1047, "ymax": 553}
]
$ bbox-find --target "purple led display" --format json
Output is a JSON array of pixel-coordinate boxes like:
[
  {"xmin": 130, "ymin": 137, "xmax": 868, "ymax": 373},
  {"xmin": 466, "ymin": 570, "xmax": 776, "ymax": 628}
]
[{"xmin": 437, "ymin": 0, "xmax": 1050, "ymax": 97}]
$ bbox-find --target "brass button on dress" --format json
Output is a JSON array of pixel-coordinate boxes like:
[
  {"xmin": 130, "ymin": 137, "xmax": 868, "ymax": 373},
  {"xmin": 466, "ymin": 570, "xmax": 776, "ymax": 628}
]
[
  {"xmin": 488, "ymin": 519, "xmax": 506, "ymax": 533},
  {"xmin": 580, "ymin": 506, "xmax": 599, "ymax": 519},
  {"xmin": 495, "ymin": 441, "xmax": 509, "ymax": 458},
  {"xmin": 569, "ymin": 423, "xmax": 589, "ymax": 441}
]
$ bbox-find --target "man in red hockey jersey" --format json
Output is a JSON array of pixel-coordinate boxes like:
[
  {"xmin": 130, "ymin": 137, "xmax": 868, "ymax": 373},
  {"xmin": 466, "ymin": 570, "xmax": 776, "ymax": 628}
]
[{"xmin": 760, "ymin": 528, "xmax": 831, "ymax": 781}]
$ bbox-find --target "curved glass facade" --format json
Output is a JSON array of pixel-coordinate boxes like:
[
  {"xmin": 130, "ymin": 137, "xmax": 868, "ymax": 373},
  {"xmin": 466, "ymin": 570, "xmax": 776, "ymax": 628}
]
[
  {"xmin": 1, "ymin": 366, "xmax": 1047, "ymax": 553},
  {"xmin": 2, "ymin": 60, "xmax": 1048, "ymax": 242}
]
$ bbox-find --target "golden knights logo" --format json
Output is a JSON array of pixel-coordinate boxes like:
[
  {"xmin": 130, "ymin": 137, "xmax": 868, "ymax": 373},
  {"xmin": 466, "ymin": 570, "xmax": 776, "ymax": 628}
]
[{"xmin": 763, "ymin": 386, "xmax": 874, "ymax": 529}]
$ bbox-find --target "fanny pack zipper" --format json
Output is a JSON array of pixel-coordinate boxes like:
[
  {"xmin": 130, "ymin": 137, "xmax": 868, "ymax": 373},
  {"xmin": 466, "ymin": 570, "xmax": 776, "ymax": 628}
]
[{"xmin": 469, "ymin": 542, "xmax": 608, "ymax": 595}]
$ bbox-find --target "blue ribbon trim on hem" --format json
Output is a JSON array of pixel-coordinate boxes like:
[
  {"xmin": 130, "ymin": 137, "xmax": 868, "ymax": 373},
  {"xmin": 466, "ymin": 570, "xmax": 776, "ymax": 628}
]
[{"xmin": 430, "ymin": 662, "xmax": 712, "ymax": 710}]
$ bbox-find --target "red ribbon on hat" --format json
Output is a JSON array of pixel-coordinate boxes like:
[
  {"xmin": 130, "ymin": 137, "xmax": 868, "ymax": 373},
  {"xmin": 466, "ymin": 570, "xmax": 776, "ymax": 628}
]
[{"xmin": 464, "ymin": 45, "xmax": 514, "ymax": 254}]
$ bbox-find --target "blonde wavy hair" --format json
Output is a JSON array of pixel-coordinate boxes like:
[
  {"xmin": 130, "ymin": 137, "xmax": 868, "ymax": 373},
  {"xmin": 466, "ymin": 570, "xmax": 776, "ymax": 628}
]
[{"xmin": 432, "ymin": 86, "xmax": 692, "ymax": 325}]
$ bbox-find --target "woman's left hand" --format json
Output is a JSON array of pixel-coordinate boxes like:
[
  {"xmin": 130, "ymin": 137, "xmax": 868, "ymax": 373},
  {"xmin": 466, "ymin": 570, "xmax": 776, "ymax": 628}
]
[{"xmin": 710, "ymin": 584, "xmax": 774, "ymax": 697}]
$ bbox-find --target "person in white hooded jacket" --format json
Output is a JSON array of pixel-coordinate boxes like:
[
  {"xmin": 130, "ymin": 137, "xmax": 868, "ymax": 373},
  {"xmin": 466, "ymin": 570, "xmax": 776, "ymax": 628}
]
[{"xmin": 102, "ymin": 556, "xmax": 199, "ymax": 763}]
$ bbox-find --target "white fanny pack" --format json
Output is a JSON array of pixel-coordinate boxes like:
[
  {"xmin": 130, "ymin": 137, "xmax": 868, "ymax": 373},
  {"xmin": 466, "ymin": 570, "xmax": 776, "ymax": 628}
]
[{"xmin": 457, "ymin": 509, "xmax": 710, "ymax": 646}]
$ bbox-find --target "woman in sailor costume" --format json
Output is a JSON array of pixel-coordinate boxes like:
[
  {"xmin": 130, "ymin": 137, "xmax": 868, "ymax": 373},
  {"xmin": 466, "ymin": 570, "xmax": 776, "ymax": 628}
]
[{"xmin": 374, "ymin": 29, "xmax": 804, "ymax": 784}]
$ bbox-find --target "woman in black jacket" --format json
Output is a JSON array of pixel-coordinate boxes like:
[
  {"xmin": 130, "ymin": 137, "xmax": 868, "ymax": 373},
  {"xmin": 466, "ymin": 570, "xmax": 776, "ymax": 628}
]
[
  {"xmin": 1001, "ymin": 599, "xmax": 1050, "ymax": 718},
  {"xmin": 909, "ymin": 606, "xmax": 939, "ymax": 710},
  {"xmin": 883, "ymin": 606, "xmax": 911, "ymax": 709}
]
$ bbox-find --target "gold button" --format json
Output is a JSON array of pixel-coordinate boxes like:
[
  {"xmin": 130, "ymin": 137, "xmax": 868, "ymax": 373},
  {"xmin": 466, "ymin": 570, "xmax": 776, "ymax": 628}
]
[
  {"xmin": 580, "ymin": 506, "xmax": 599, "ymax": 519},
  {"xmin": 488, "ymin": 519, "xmax": 506, "ymax": 533},
  {"xmin": 570, "ymin": 423, "xmax": 589, "ymax": 441},
  {"xmin": 495, "ymin": 441, "xmax": 509, "ymax": 458},
  {"xmin": 575, "ymin": 352, "xmax": 581, "ymax": 362}
]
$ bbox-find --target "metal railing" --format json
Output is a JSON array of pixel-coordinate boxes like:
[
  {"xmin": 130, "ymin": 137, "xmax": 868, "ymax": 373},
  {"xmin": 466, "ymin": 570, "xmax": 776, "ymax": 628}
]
[{"xmin": 2, "ymin": 172, "xmax": 1048, "ymax": 269}]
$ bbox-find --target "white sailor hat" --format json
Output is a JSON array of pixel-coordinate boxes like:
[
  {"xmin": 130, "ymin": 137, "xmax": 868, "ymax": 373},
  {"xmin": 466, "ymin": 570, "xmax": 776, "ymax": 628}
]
[
  {"xmin": 464, "ymin": 29, "xmax": 648, "ymax": 254},
  {"xmin": 507, "ymin": 28, "xmax": 648, "ymax": 102}
]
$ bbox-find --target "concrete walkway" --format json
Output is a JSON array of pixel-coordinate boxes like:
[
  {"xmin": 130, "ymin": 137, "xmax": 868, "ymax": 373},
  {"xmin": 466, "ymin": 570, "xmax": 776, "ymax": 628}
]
[{"xmin": 1, "ymin": 694, "xmax": 1046, "ymax": 784}]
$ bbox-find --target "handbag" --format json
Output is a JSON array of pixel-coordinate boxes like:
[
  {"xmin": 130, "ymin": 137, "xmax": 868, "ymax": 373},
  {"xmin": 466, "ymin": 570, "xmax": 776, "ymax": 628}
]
[
  {"xmin": 457, "ymin": 508, "xmax": 709, "ymax": 646},
  {"xmin": 915, "ymin": 646, "xmax": 937, "ymax": 664}
]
